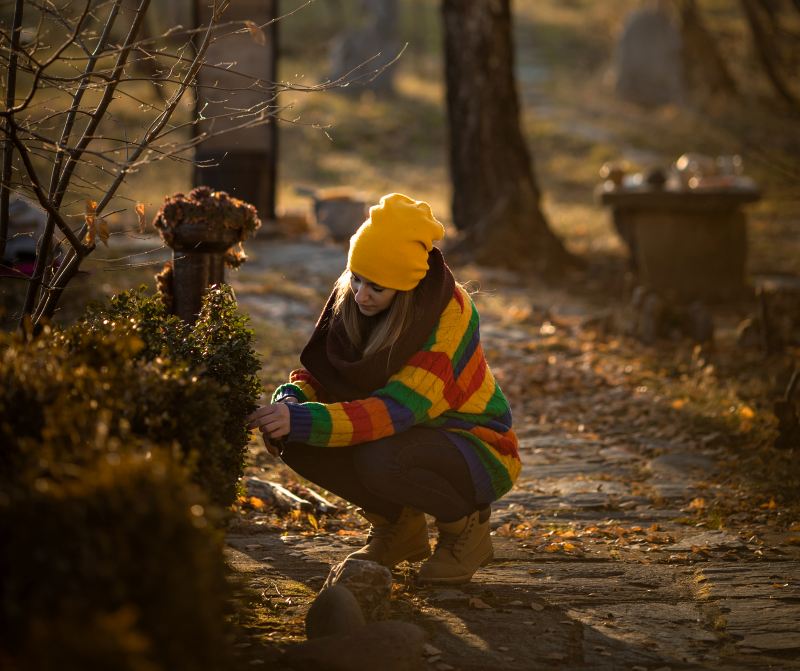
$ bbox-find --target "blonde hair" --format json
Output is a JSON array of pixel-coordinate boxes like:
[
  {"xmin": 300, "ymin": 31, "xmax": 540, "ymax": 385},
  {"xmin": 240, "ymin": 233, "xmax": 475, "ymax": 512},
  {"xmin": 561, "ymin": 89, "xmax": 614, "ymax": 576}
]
[{"xmin": 332, "ymin": 270, "xmax": 419, "ymax": 357}]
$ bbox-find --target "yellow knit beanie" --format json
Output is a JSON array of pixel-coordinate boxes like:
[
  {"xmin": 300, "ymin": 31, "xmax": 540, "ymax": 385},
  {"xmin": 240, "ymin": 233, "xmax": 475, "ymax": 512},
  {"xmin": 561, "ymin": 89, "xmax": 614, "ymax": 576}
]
[{"xmin": 347, "ymin": 193, "xmax": 445, "ymax": 291}]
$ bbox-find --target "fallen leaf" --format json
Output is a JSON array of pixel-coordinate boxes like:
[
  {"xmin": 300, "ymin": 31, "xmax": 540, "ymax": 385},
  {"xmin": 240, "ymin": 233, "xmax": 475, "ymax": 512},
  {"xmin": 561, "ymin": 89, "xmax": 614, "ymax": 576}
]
[
  {"xmin": 135, "ymin": 202, "xmax": 146, "ymax": 232},
  {"xmin": 98, "ymin": 219, "xmax": 110, "ymax": 246},
  {"xmin": 84, "ymin": 199, "xmax": 97, "ymax": 245},
  {"xmin": 244, "ymin": 19, "xmax": 267, "ymax": 45},
  {"xmin": 249, "ymin": 496, "xmax": 265, "ymax": 510},
  {"xmin": 688, "ymin": 497, "xmax": 706, "ymax": 511}
]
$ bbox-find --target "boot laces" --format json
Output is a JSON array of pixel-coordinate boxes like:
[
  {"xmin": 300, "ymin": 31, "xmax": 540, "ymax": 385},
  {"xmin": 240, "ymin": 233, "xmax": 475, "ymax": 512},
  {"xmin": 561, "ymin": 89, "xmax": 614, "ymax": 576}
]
[
  {"xmin": 436, "ymin": 517, "xmax": 475, "ymax": 554},
  {"xmin": 366, "ymin": 520, "xmax": 399, "ymax": 543},
  {"xmin": 434, "ymin": 532, "xmax": 459, "ymax": 555}
]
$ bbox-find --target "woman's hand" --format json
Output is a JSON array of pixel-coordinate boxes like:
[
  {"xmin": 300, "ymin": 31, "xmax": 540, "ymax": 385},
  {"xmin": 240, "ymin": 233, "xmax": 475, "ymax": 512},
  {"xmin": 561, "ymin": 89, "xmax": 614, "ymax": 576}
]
[
  {"xmin": 247, "ymin": 403, "xmax": 291, "ymax": 439},
  {"xmin": 261, "ymin": 431, "xmax": 282, "ymax": 458}
]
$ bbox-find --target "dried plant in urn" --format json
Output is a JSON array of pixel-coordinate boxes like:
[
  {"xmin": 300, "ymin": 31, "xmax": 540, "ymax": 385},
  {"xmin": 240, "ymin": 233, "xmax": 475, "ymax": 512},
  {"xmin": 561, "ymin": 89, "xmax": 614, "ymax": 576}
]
[
  {"xmin": 153, "ymin": 187, "xmax": 261, "ymax": 322},
  {"xmin": 153, "ymin": 186, "xmax": 261, "ymax": 269}
]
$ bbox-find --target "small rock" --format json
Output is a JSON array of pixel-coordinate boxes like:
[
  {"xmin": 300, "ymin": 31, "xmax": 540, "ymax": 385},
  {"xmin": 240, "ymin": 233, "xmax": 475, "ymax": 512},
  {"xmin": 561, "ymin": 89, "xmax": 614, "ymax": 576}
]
[
  {"xmin": 324, "ymin": 558, "xmax": 393, "ymax": 620},
  {"xmin": 422, "ymin": 644, "xmax": 442, "ymax": 657},
  {"xmin": 507, "ymin": 600, "xmax": 524, "ymax": 607},
  {"xmin": 306, "ymin": 584, "xmax": 365, "ymax": 639},
  {"xmin": 666, "ymin": 531, "xmax": 745, "ymax": 552},
  {"xmin": 530, "ymin": 602, "xmax": 545, "ymax": 611},
  {"xmin": 435, "ymin": 664, "xmax": 454, "ymax": 671}
]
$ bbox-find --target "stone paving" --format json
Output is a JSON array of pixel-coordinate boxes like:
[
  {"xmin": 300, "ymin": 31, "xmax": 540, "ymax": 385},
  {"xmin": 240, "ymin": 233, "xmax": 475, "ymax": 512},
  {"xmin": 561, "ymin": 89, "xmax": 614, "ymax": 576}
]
[{"xmin": 228, "ymin": 238, "xmax": 800, "ymax": 670}]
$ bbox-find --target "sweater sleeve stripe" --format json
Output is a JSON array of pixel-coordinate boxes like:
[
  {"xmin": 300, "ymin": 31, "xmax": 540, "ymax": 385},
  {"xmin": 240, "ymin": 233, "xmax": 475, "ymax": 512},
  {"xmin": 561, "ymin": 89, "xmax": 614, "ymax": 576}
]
[
  {"xmin": 463, "ymin": 374, "xmax": 499, "ymax": 415},
  {"xmin": 458, "ymin": 347, "xmax": 488, "ymax": 402},
  {"xmin": 342, "ymin": 400, "xmax": 377, "ymax": 443},
  {"xmin": 451, "ymin": 304, "xmax": 479, "ymax": 370},
  {"xmin": 483, "ymin": 383, "xmax": 510, "ymax": 416},
  {"xmin": 453, "ymin": 323, "xmax": 480, "ymax": 378},
  {"xmin": 406, "ymin": 350, "xmax": 461, "ymax": 407},
  {"xmin": 290, "ymin": 369, "xmax": 326, "ymax": 401},
  {"xmin": 307, "ymin": 403, "xmax": 334, "ymax": 444},
  {"xmin": 379, "ymin": 380, "xmax": 433, "ymax": 422},
  {"xmin": 455, "ymin": 430, "xmax": 514, "ymax": 498},
  {"xmin": 272, "ymin": 382, "xmax": 308, "ymax": 403},
  {"xmin": 470, "ymin": 425, "xmax": 519, "ymax": 457}
]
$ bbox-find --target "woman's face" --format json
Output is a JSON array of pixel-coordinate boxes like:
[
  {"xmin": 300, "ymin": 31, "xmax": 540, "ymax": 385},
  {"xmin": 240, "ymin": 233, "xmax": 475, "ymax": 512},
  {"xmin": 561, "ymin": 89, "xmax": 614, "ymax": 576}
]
[{"xmin": 349, "ymin": 272, "xmax": 397, "ymax": 316}]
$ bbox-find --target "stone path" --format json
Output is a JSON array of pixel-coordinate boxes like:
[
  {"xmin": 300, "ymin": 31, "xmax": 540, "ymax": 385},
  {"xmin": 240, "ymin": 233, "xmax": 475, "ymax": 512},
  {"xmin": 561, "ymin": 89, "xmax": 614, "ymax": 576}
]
[{"xmin": 229, "ymin": 238, "xmax": 800, "ymax": 670}]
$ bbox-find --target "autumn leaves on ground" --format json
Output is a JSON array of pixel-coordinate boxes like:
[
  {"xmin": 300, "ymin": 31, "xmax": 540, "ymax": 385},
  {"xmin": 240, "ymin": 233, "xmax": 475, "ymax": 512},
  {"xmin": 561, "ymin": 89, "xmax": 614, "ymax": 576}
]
[{"xmin": 225, "ymin": 235, "xmax": 800, "ymax": 668}]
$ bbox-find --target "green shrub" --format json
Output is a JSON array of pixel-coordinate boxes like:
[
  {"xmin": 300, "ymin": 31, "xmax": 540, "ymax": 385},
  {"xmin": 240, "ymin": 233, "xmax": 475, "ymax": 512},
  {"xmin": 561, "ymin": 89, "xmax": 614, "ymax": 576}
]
[
  {"xmin": 0, "ymin": 285, "xmax": 262, "ymax": 507},
  {"xmin": 0, "ymin": 285, "xmax": 262, "ymax": 670},
  {"xmin": 191, "ymin": 286, "xmax": 263, "ymax": 497},
  {"xmin": 0, "ymin": 449, "xmax": 233, "ymax": 671}
]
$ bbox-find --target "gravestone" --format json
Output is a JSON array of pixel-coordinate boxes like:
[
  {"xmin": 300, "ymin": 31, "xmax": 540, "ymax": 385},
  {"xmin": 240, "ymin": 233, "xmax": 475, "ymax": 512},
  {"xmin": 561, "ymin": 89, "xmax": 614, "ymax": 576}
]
[{"xmin": 614, "ymin": 7, "xmax": 683, "ymax": 107}]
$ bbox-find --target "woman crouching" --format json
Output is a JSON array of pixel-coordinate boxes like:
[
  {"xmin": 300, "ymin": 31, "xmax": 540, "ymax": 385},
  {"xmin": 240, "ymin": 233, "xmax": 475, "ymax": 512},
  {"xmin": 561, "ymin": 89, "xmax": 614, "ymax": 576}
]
[{"xmin": 247, "ymin": 193, "xmax": 520, "ymax": 584}]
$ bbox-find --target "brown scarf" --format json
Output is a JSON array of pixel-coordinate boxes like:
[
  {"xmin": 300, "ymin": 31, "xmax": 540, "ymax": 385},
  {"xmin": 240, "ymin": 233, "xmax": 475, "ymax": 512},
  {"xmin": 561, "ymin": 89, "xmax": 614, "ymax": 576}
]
[{"xmin": 300, "ymin": 248, "xmax": 456, "ymax": 402}]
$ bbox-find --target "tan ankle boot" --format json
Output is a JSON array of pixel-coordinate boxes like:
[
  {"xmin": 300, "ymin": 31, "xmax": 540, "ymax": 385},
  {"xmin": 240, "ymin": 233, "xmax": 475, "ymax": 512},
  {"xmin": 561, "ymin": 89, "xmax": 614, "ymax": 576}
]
[
  {"xmin": 417, "ymin": 508, "xmax": 493, "ymax": 584},
  {"xmin": 347, "ymin": 508, "xmax": 431, "ymax": 568}
]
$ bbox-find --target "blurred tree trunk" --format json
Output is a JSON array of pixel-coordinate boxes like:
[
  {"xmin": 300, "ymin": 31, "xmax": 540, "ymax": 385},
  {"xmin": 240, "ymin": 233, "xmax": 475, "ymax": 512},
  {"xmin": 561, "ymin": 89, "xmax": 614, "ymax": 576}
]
[
  {"xmin": 676, "ymin": 0, "xmax": 739, "ymax": 99},
  {"xmin": 740, "ymin": 0, "xmax": 800, "ymax": 110},
  {"xmin": 441, "ymin": 0, "xmax": 573, "ymax": 275}
]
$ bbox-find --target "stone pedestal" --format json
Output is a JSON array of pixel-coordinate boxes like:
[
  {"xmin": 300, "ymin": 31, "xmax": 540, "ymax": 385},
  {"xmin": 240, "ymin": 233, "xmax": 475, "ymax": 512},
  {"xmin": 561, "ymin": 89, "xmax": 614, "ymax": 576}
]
[
  {"xmin": 599, "ymin": 183, "xmax": 760, "ymax": 302},
  {"xmin": 168, "ymin": 222, "xmax": 239, "ymax": 323}
]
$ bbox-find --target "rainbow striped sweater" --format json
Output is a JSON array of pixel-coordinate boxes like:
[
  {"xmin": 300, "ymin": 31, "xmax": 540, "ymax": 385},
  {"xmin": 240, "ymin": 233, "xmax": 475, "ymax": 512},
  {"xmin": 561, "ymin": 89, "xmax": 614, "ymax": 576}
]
[{"xmin": 272, "ymin": 285, "xmax": 520, "ymax": 504}]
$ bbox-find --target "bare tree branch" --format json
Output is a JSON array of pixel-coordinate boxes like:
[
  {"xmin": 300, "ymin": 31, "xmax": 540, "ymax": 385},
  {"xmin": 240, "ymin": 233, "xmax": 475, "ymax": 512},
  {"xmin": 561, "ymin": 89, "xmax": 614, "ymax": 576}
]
[
  {"xmin": 20, "ymin": 0, "xmax": 126, "ymax": 319},
  {"xmin": 8, "ymin": 1, "xmax": 93, "ymax": 116},
  {"xmin": 0, "ymin": 0, "xmax": 395, "ymax": 327},
  {"xmin": 1, "ymin": 0, "xmax": 24, "ymax": 263}
]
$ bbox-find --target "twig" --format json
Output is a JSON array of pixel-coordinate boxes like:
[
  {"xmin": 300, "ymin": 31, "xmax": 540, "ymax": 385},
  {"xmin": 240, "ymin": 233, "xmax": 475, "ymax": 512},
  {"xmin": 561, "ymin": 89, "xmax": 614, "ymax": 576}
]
[
  {"xmin": 0, "ymin": 0, "xmax": 24, "ymax": 263},
  {"xmin": 245, "ymin": 476, "xmax": 313, "ymax": 512}
]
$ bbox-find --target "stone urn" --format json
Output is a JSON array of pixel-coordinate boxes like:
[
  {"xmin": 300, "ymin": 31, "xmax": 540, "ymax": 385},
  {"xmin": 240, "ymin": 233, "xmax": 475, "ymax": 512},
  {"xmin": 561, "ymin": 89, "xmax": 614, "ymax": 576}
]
[{"xmin": 154, "ymin": 186, "xmax": 261, "ymax": 322}]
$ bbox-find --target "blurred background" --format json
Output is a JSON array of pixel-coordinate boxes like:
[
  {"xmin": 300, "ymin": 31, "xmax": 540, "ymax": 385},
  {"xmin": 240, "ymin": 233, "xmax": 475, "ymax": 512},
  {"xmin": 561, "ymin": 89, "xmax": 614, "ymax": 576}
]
[{"xmin": 2, "ymin": 0, "xmax": 799, "ymax": 321}]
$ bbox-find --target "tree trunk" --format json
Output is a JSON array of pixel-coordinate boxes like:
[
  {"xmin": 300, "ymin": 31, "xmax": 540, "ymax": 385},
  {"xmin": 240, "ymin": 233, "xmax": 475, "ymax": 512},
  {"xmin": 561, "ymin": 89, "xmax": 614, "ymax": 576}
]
[
  {"xmin": 441, "ymin": 0, "xmax": 573, "ymax": 274},
  {"xmin": 740, "ymin": 0, "xmax": 800, "ymax": 110},
  {"xmin": 676, "ymin": 0, "xmax": 739, "ymax": 99}
]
